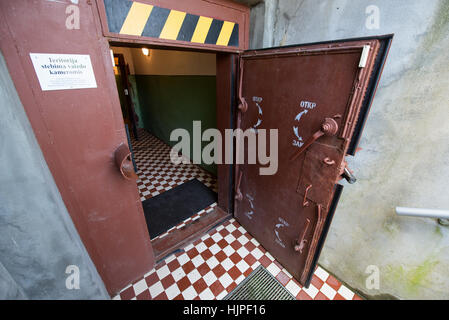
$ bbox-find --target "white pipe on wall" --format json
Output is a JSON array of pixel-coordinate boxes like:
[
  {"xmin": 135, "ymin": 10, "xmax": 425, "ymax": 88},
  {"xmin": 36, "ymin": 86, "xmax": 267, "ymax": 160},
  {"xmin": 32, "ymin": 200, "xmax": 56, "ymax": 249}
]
[{"xmin": 396, "ymin": 207, "xmax": 449, "ymax": 219}]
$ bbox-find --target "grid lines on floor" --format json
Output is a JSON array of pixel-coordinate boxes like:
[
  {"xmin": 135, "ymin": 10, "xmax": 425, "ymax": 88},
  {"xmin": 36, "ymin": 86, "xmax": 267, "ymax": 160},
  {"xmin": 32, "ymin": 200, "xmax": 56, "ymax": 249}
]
[
  {"xmin": 132, "ymin": 129, "xmax": 217, "ymax": 202},
  {"xmin": 113, "ymin": 218, "xmax": 361, "ymax": 301},
  {"xmin": 131, "ymin": 129, "xmax": 218, "ymax": 241}
]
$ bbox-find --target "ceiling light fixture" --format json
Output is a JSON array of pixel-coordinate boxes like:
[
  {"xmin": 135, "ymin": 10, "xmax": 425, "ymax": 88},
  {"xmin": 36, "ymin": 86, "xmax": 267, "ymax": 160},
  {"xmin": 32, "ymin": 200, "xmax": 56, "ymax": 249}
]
[{"xmin": 142, "ymin": 48, "xmax": 150, "ymax": 56}]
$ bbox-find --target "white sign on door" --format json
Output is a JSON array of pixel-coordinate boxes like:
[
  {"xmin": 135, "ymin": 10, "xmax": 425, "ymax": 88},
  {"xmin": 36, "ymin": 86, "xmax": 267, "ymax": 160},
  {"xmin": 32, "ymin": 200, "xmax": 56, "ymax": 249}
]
[{"xmin": 29, "ymin": 53, "xmax": 97, "ymax": 91}]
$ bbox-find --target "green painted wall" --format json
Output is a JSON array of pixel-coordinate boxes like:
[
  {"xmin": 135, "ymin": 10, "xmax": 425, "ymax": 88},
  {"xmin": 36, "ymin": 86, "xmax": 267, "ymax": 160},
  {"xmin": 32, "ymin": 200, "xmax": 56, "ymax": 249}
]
[{"xmin": 134, "ymin": 75, "xmax": 217, "ymax": 175}]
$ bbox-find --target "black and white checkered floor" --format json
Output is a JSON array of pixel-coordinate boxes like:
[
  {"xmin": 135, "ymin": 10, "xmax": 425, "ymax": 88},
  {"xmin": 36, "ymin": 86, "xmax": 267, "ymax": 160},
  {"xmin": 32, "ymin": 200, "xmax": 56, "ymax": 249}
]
[
  {"xmin": 131, "ymin": 129, "xmax": 218, "ymax": 241},
  {"xmin": 132, "ymin": 129, "xmax": 217, "ymax": 202}
]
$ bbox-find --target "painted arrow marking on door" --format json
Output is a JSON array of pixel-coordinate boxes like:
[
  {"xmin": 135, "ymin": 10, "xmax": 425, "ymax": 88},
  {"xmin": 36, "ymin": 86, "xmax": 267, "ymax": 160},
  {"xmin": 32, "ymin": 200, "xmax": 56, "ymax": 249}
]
[
  {"xmin": 274, "ymin": 217, "xmax": 290, "ymax": 248},
  {"xmin": 295, "ymin": 109, "xmax": 308, "ymax": 121},
  {"xmin": 251, "ymin": 97, "xmax": 263, "ymax": 134},
  {"xmin": 292, "ymin": 109, "xmax": 308, "ymax": 148},
  {"xmin": 256, "ymin": 102, "xmax": 263, "ymax": 115},
  {"xmin": 245, "ymin": 193, "xmax": 255, "ymax": 220},
  {"xmin": 274, "ymin": 223, "xmax": 286, "ymax": 248},
  {"xmin": 253, "ymin": 118, "xmax": 262, "ymax": 129},
  {"xmin": 293, "ymin": 126, "xmax": 302, "ymax": 142}
]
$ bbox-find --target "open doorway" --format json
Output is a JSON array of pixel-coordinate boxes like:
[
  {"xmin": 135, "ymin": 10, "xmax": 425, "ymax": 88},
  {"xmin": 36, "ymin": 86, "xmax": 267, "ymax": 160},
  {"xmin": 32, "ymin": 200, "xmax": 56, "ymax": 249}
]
[{"xmin": 110, "ymin": 44, "xmax": 229, "ymax": 261}]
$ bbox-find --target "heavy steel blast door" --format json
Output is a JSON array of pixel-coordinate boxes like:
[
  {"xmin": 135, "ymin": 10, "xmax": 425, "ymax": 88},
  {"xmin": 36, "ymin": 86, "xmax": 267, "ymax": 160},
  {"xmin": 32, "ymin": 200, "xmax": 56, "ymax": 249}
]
[{"xmin": 234, "ymin": 36, "xmax": 392, "ymax": 286}]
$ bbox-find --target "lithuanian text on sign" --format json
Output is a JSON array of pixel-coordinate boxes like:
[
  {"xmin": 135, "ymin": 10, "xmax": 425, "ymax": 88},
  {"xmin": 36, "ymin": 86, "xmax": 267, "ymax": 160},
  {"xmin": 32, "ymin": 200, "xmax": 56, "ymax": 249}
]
[{"xmin": 30, "ymin": 53, "xmax": 97, "ymax": 91}]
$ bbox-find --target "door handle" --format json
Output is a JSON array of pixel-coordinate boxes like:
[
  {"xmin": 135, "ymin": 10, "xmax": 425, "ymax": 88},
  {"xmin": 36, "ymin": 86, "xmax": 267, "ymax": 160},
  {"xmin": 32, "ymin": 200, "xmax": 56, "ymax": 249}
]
[
  {"xmin": 342, "ymin": 166, "xmax": 357, "ymax": 184},
  {"xmin": 290, "ymin": 118, "xmax": 339, "ymax": 161},
  {"xmin": 114, "ymin": 143, "xmax": 138, "ymax": 180},
  {"xmin": 300, "ymin": 203, "xmax": 326, "ymax": 283},
  {"xmin": 294, "ymin": 218, "xmax": 311, "ymax": 253},
  {"xmin": 238, "ymin": 97, "xmax": 248, "ymax": 113}
]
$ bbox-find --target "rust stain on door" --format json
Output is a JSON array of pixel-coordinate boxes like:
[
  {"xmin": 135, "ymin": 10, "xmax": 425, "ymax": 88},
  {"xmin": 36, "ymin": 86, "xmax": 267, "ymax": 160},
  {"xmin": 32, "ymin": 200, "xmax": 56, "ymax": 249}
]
[{"xmin": 234, "ymin": 37, "xmax": 392, "ymax": 286}]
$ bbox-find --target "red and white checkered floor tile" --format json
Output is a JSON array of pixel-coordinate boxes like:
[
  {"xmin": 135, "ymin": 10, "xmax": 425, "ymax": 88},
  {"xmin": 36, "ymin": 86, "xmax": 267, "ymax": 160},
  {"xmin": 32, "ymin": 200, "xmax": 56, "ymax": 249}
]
[
  {"xmin": 113, "ymin": 218, "xmax": 362, "ymax": 301},
  {"xmin": 131, "ymin": 129, "xmax": 217, "ymax": 202}
]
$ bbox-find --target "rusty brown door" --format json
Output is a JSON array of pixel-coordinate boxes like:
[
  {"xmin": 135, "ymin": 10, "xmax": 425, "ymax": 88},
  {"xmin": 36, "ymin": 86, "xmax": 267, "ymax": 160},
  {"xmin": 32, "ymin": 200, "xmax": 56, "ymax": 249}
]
[
  {"xmin": 0, "ymin": 0, "xmax": 155, "ymax": 294},
  {"xmin": 234, "ymin": 36, "xmax": 392, "ymax": 286}
]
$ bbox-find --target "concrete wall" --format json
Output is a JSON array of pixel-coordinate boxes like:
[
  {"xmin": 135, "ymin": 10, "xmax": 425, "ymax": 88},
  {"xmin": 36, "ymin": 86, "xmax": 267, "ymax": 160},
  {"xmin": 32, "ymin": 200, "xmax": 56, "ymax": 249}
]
[
  {"xmin": 0, "ymin": 262, "xmax": 27, "ymax": 299},
  {"xmin": 0, "ymin": 52, "xmax": 109, "ymax": 299},
  {"xmin": 246, "ymin": 0, "xmax": 449, "ymax": 299}
]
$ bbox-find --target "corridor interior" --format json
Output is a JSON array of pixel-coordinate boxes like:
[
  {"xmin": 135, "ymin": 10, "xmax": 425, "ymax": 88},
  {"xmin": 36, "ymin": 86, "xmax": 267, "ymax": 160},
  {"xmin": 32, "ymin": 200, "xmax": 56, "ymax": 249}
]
[
  {"xmin": 132, "ymin": 128, "xmax": 218, "ymax": 241},
  {"xmin": 110, "ymin": 45, "xmax": 220, "ymax": 243}
]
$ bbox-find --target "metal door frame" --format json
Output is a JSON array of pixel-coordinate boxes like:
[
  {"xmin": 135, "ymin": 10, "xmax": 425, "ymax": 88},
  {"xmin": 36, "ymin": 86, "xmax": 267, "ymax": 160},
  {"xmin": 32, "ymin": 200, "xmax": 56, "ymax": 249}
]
[
  {"xmin": 97, "ymin": 0, "xmax": 245, "ymax": 262},
  {"xmin": 96, "ymin": 0, "xmax": 250, "ymax": 53}
]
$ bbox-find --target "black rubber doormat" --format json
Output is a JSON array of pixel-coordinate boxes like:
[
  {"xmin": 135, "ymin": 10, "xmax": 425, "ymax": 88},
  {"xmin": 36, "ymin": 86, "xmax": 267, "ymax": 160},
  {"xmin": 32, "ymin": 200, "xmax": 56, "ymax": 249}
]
[
  {"xmin": 142, "ymin": 178, "xmax": 217, "ymax": 238},
  {"xmin": 224, "ymin": 266, "xmax": 295, "ymax": 300}
]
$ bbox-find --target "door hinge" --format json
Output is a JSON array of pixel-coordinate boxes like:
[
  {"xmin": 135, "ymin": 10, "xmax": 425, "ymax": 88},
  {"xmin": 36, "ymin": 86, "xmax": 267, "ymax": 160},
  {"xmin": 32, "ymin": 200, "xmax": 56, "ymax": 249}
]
[
  {"xmin": 300, "ymin": 203, "xmax": 326, "ymax": 283},
  {"xmin": 359, "ymin": 45, "xmax": 370, "ymax": 68},
  {"xmin": 235, "ymin": 170, "xmax": 243, "ymax": 201},
  {"xmin": 237, "ymin": 58, "xmax": 248, "ymax": 112}
]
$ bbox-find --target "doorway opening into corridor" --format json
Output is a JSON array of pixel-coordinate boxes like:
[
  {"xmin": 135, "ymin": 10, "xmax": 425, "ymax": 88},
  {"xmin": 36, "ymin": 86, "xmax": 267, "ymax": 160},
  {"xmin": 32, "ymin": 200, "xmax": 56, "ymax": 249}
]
[{"xmin": 110, "ymin": 44, "xmax": 230, "ymax": 261}]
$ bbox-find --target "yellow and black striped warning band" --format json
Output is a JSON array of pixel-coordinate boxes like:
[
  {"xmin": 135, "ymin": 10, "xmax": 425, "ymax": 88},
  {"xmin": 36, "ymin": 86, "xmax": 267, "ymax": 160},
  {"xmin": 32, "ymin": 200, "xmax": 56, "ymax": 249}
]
[{"xmin": 104, "ymin": 0, "xmax": 239, "ymax": 47}]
